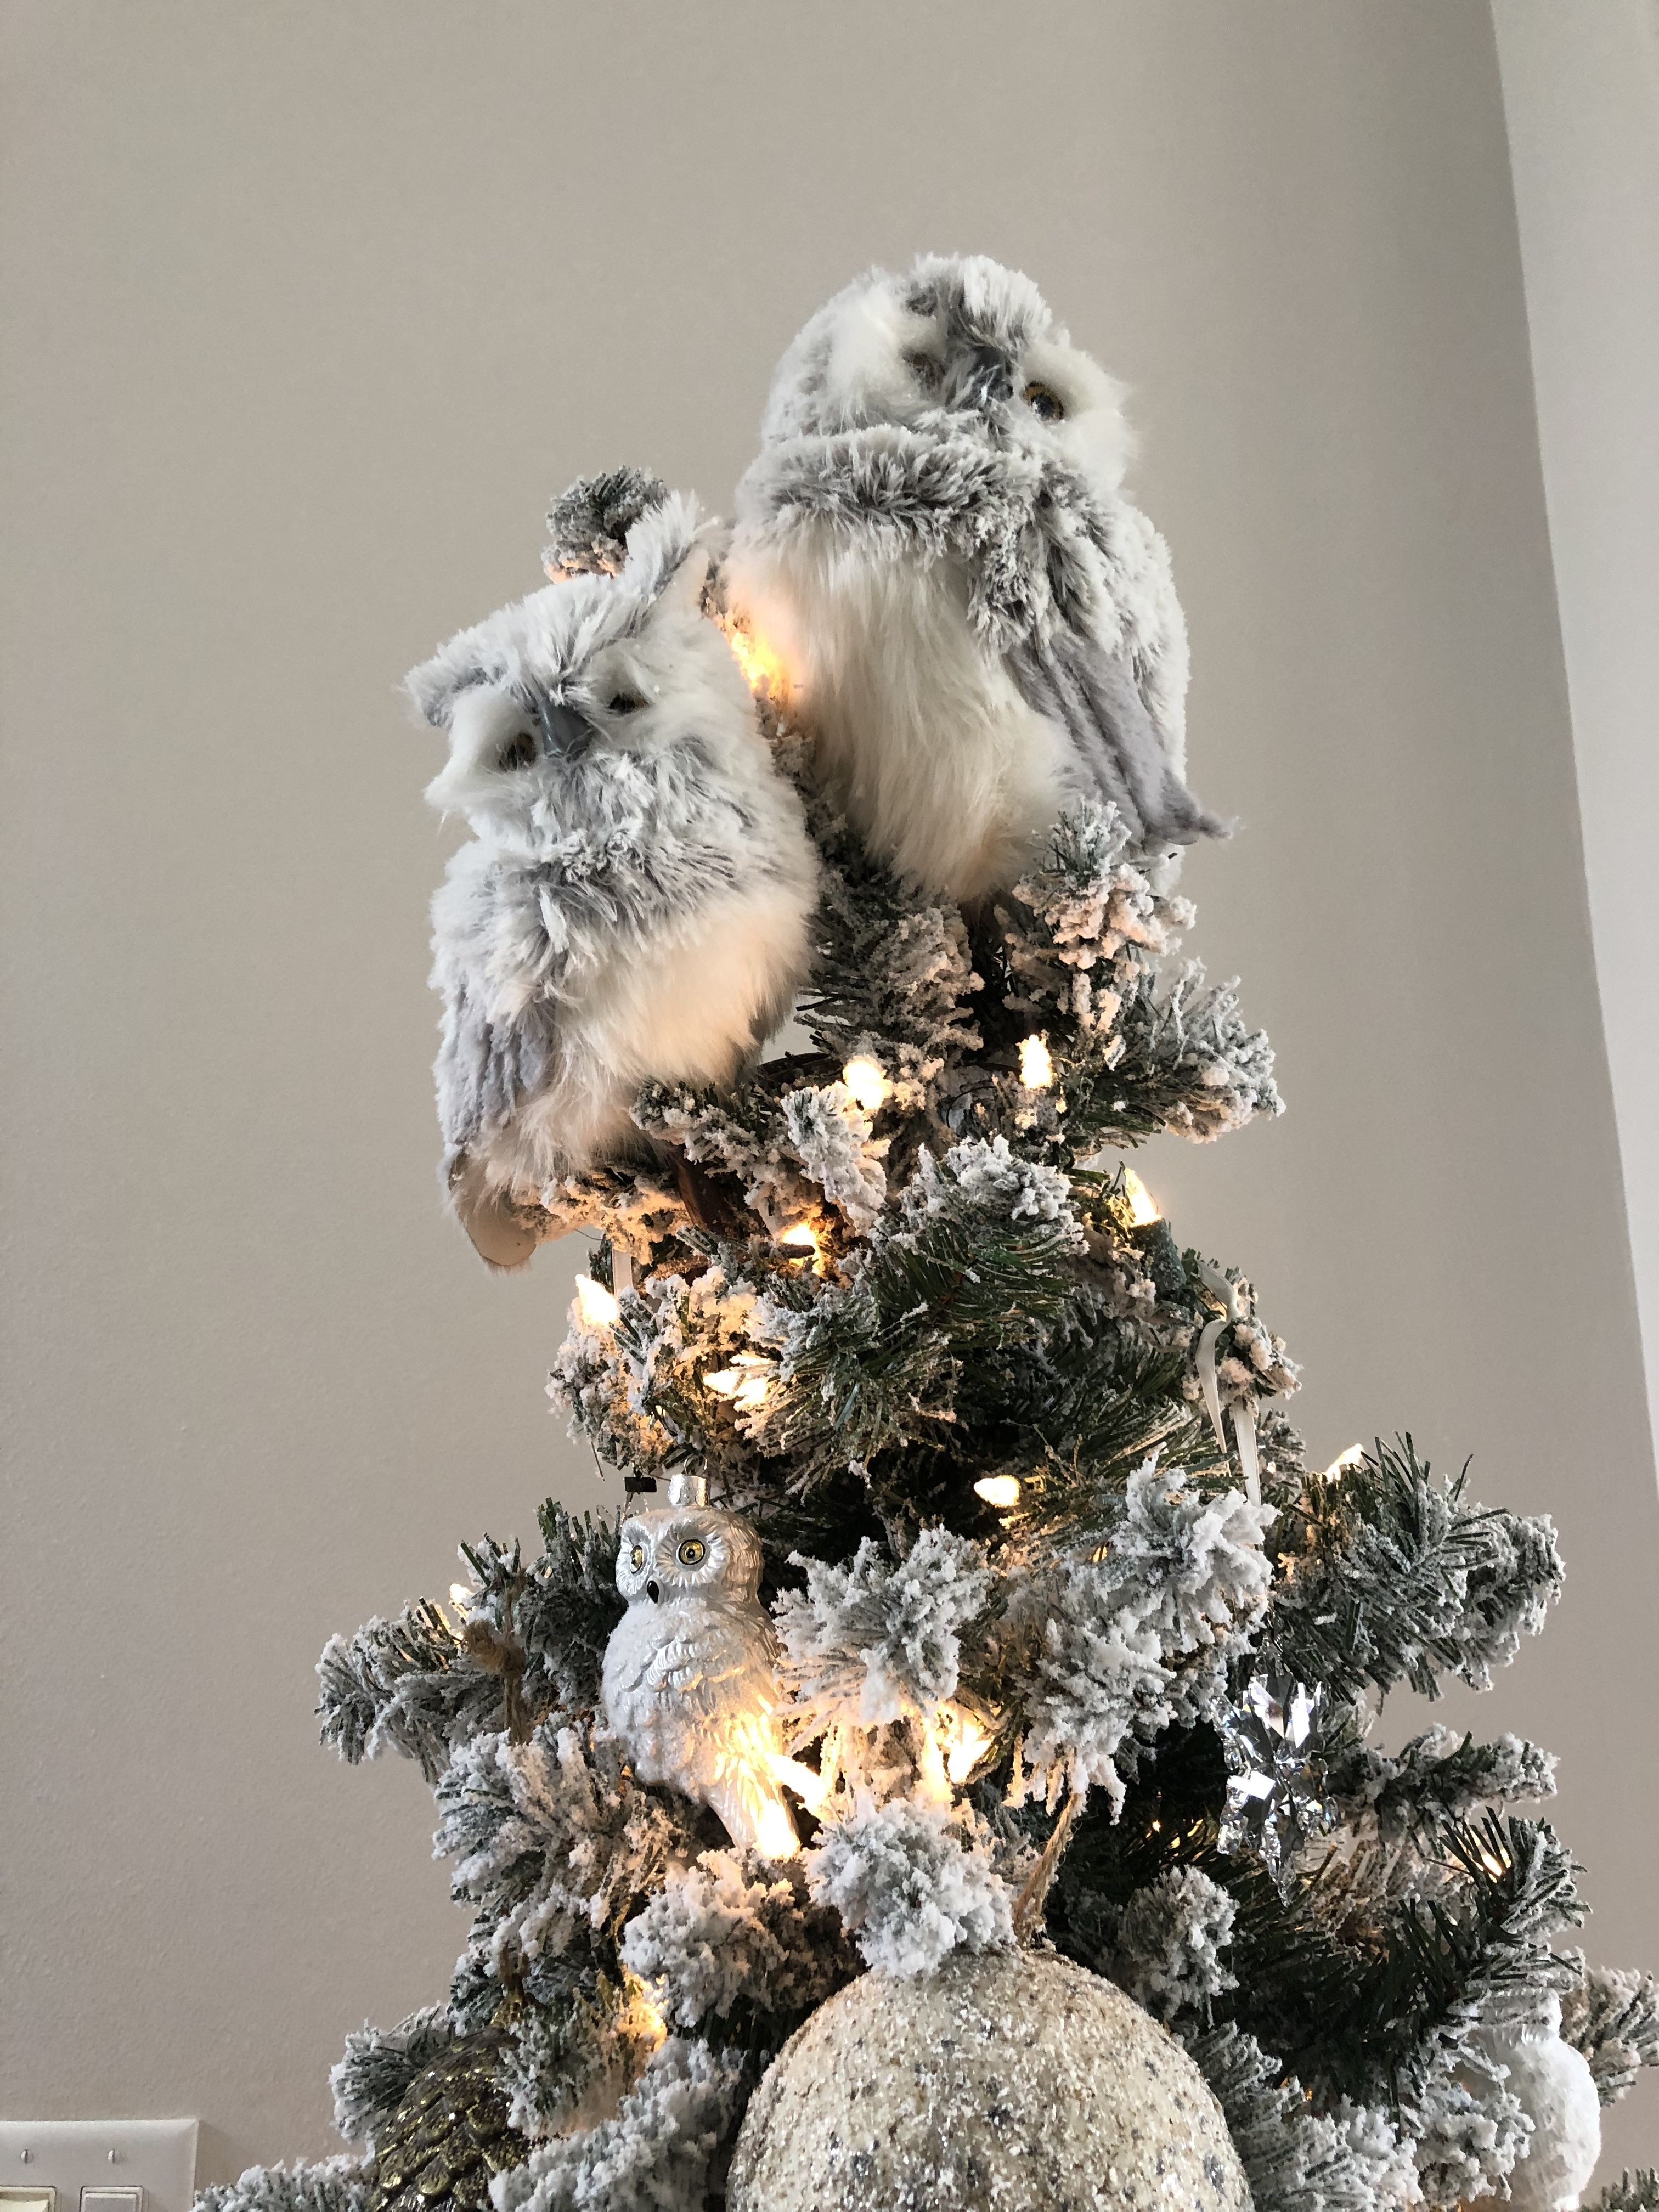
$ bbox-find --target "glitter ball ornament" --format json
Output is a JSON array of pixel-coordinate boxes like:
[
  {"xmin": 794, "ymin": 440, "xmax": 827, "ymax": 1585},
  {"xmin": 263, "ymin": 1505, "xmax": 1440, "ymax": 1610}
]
[
  {"xmin": 725, "ymin": 1945, "xmax": 1249, "ymax": 2212},
  {"xmin": 368, "ymin": 2036, "xmax": 518, "ymax": 2212}
]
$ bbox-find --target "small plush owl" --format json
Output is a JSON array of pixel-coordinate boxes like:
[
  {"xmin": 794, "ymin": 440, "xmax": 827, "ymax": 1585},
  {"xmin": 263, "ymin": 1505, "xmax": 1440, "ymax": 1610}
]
[
  {"xmin": 600, "ymin": 1473, "xmax": 799, "ymax": 1859},
  {"xmin": 725, "ymin": 254, "xmax": 1223, "ymax": 905},
  {"xmin": 408, "ymin": 477, "xmax": 820, "ymax": 1268},
  {"xmin": 1468, "ymin": 2000, "xmax": 1601, "ymax": 2212}
]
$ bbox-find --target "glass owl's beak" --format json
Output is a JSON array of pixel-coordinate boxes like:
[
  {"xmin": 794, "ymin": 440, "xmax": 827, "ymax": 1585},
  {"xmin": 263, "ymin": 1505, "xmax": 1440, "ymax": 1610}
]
[{"xmin": 646, "ymin": 1578, "xmax": 661, "ymax": 1604}]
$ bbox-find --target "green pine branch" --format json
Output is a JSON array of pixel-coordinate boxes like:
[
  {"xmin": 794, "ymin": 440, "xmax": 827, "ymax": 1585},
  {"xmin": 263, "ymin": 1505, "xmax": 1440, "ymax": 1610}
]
[{"xmin": 1266, "ymin": 1439, "xmax": 1562, "ymax": 1707}]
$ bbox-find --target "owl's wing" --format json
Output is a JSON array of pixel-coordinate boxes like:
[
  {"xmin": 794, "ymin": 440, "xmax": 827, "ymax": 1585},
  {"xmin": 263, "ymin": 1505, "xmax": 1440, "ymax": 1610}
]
[
  {"xmin": 432, "ymin": 863, "xmax": 564, "ymax": 1270},
  {"xmin": 1006, "ymin": 625, "xmax": 1223, "ymax": 852},
  {"xmin": 435, "ymin": 968, "xmax": 554, "ymax": 1155},
  {"xmin": 1000, "ymin": 474, "xmax": 1227, "ymax": 855},
  {"xmin": 436, "ymin": 973, "xmax": 560, "ymax": 1268},
  {"xmin": 643, "ymin": 1619, "xmax": 773, "ymax": 1713}
]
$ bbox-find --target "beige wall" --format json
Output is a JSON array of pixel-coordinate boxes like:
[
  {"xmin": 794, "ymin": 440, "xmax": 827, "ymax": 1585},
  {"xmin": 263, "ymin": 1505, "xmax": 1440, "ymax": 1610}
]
[
  {"xmin": 1494, "ymin": 0, "xmax": 1659, "ymax": 1485},
  {"xmin": 4, "ymin": 0, "xmax": 1655, "ymax": 2185}
]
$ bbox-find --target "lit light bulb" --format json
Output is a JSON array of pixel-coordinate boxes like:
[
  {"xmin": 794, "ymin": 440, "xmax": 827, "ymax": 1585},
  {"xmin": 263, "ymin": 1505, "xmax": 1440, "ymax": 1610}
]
[
  {"xmin": 729, "ymin": 1352, "xmax": 774, "ymax": 1408},
  {"xmin": 944, "ymin": 1714, "xmax": 992, "ymax": 1785},
  {"xmin": 1018, "ymin": 1035, "xmax": 1054, "ymax": 1089},
  {"xmin": 574, "ymin": 1276, "xmax": 620, "ymax": 1329},
  {"xmin": 724, "ymin": 623, "xmax": 787, "ymax": 698},
  {"xmin": 705, "ymin": 1356, "xmax": 772, "ymax": 1408},
  {"xmin": 974, "ymin": 1474, "xmax": 1022, "ymax": 1510},
  {"xmin": 842, "ymin": 1056, "xmax": 890, "ymax": 1115},
  {"xmin": 754, "ymin": 1800, "xmax": 802, "ymax": 1861},
  {"xmin": 1323, "ymin": 1443, "xmax": 1365, "ymax": 1480},
  {"xmin": 779, "ymin": 1221, "xmax": 825, "ymax": 1269},
  {"xmin": 622, "ymin": 1976, "xmax": 669, "ymax": 2050},
  {"xmin": 1121, "ymin": 1169, "xmax": 1161, "ymax": 1227}
]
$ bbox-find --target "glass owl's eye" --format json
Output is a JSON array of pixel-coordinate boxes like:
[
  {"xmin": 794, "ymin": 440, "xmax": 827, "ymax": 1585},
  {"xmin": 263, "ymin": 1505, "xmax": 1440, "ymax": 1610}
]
[
  {"xmin": 497, "ymin": 731, "xmax": 538, "ymax": 771},
  {"xmin": 1023, "ymin": 381, "xmax": 1066, "ymax": 423},
  {"xmin": 607, "ymin": 691, "xmax": 645, "ymax": 715},
  {"xmin": 677, "ymin": 1538, "xmax": 707, "ymax": 1567},
  {"xmin": 629, "ymin": 1543, "xmax": 646, "ymax": 1573}
]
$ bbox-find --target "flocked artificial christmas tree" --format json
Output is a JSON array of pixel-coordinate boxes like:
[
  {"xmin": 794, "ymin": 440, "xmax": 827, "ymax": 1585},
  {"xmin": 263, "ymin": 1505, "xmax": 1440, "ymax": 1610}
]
[{"xmin": 202, "ymin": 257, "xmax": 1658, "ymax": 2212}]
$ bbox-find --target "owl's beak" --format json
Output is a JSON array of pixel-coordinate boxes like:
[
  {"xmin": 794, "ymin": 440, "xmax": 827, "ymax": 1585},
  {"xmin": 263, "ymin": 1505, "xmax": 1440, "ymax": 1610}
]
[
  {"xmin": 965, "ymin": 345, "xmax": 1013, "ymax": 407},
  {"xmin": 530, "ymin": 693, "xmax": 594, "ymax": 758},
  {"xmin": 646, "ymin": 1578, "xmax": 661, "ymax": 1604}
]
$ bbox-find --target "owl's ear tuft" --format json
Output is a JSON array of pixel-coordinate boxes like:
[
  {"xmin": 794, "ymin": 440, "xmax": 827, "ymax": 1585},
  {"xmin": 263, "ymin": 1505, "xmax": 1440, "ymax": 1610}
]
[
  {"xmin": 822, "ymin": 275, "xmax": 940, "ymax": 425},
  {"xmin": 406, "ymin": 653, "xmax": 487, "ymax": 732},
  {"xmin": 616, "ymin": 489, "xmax": 706, "ymax": 609},
  {"xmin": 659, "ymin": 542, "xmax": 714, "ymax": 616}
]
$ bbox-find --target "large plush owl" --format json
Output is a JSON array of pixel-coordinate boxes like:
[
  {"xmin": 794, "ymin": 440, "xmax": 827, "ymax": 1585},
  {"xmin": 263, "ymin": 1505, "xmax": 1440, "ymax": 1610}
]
[
  {"xmin": 408, "ymin": 477, "xmax": 820, "ymax": 1269},
  {"xmin": 600, "ymin": 1473, "xmax": 799, "ymax": 1860},
  {"xmin": 725, "ymin": 254, "xmax": 1223, "ymax": 905}
]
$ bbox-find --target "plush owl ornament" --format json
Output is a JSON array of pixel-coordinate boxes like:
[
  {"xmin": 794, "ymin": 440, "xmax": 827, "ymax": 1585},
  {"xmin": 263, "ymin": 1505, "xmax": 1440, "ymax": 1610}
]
[
  {"xmin": 600, "ymin": 1472, "xmax": 800, "ymax": 1860},
  {"xmin": 1467, "ymin": 1998, "xmax": 1601, "ymax": 2212},
  {"xmin": 409, "ymin": 476, "xmax": 820, "ymax": 1269},
  {"xmin": 725, "ymin": 253, "xmax": 1224, "ymax": 905}
]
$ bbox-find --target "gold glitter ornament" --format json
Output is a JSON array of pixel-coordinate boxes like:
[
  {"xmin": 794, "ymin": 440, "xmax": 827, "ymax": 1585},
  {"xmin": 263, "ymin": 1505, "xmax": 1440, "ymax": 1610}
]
[
  {"xmin": 368, "ymin": 2036, "xmax": 520, "ymax": 2212},
  {"xmin": 726, "ymin": 1945, "xmax": 1249, "ymax": 2212}
]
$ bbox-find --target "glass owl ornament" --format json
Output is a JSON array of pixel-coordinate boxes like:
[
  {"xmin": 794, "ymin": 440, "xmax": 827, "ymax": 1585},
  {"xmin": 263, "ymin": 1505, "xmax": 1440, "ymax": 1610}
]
[{"xmin": 600, "ymin": 1472, "xmax": 800, "ymax": 1859}]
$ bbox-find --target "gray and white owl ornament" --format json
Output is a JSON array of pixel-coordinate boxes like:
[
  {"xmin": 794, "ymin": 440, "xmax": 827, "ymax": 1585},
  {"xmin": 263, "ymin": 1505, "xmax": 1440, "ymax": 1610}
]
[
  {"xmin": 600, "ymin": 1471, "xmax": 800, "ymax": 1859},
  {"xmin": 726, "ymin": 253, "xmax": 1224, "ymax": 905},
  {"xmin": 408, "ymin": 475, "xmax": 820, "ymax": 1268}
]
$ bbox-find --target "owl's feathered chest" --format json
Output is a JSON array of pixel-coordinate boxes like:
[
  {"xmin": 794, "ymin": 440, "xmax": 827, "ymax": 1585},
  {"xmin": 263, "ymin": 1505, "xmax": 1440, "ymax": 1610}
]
[
  {"xmin": 726, "ymin": 524, "xmax": 1078, "ymax": 904},
  {"xmin": 435, "ymin": 747, "xmax": 759, "ymax": 1014},
  {"xmin": 728, "ymin": 419, "xmax": 1197, "ymax": 900},
  {"xmin": 600, "ymin": 1594, "xmax": 785, "ymax": 1791},
  {"xmin": 428, "ymin": 730, "xmax": 817, "ymax": 1178},
  {"xmin": 602, "ymin": 1594, "xmax": 781, "ymax": 1711},
  {"xmin": 735, "ymin": 419, "xmax": 1137, "ymax": 654}
]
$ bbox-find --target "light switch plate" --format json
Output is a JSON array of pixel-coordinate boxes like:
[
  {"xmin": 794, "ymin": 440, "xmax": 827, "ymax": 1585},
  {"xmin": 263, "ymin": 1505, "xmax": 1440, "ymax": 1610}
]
[
  {"xmin": 1, "ymin": 2189, "xmax": 58, "ymax": 2212},
  {"xmin": 0, "ymin": 2126, "xmax": 196, "ymax": 2212}
]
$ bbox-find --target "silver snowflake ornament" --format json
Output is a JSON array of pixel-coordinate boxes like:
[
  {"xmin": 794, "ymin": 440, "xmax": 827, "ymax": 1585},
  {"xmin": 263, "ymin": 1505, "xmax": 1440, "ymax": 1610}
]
[{"xmin": 1216, "ymin": 1672, "xmax": 1337, "ymax": 1885}]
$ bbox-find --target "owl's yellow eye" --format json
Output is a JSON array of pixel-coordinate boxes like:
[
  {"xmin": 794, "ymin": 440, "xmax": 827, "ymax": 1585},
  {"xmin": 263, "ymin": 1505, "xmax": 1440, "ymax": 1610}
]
[
  {"xmin": 1023, "ymin": 381, "xmax": 1065, "ymax": 423},
  {"xmin": 629, "ymin": 1543, "xmax": 646, "ymax": 1573},
  {"xmin": 677, "ymin": 1538, "xmax": 707, "ymax": 1567}
]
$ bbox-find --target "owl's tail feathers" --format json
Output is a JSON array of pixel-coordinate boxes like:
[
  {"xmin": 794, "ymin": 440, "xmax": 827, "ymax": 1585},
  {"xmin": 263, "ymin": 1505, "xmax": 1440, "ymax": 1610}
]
[
  {"xmin": 1154, "ymin": 762, "xmax": 1234, "ymax": 847},
  {"xmin": 1010, "ymin": 633, "xmax": 1236, "ymax": 852},
  {"xmin": 707, "ymin": 1768, "xmax": 802, "ymax": 1863},
  {"xmin": 444, "ymin": 1150, "xmax": 549, "ymax": 1272}
]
